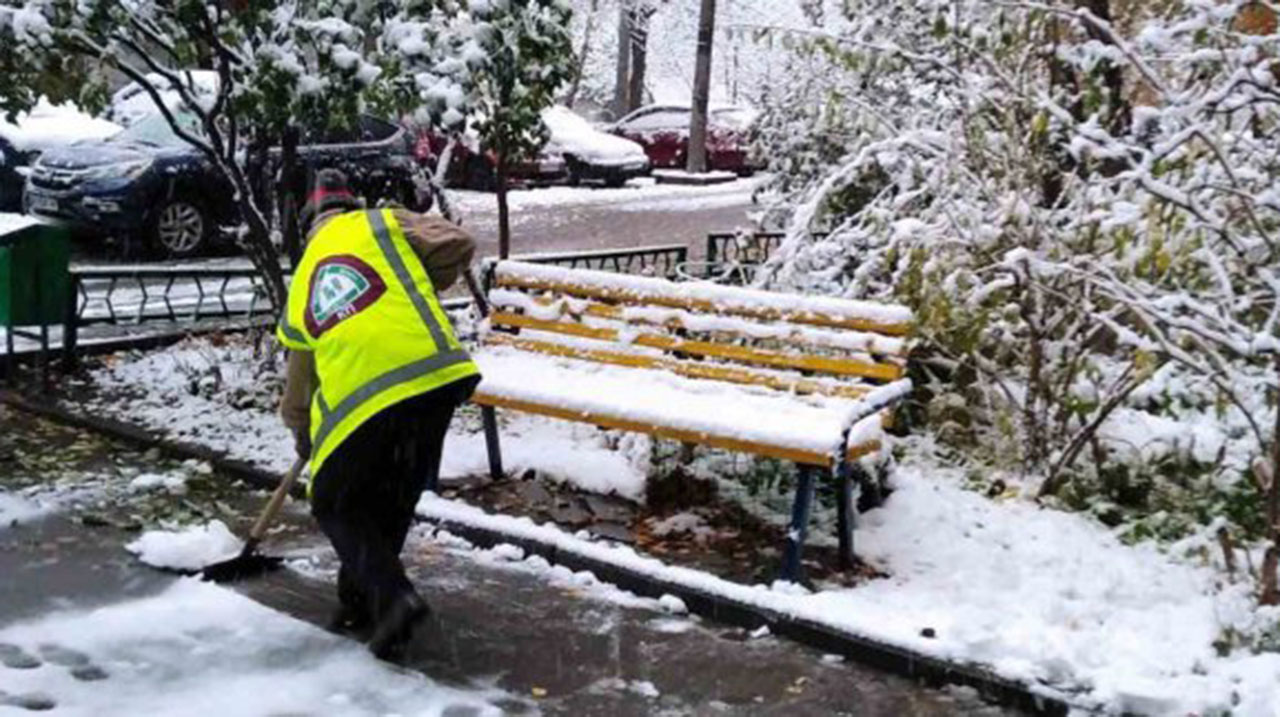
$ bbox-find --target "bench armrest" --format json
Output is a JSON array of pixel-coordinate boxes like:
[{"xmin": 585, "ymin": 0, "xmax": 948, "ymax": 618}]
[{"xmin": 837, "ymin": 379, "xmax": 913, "ymax": 456}]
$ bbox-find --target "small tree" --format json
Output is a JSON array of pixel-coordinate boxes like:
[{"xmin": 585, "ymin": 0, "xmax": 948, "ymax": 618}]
[
  {"xmin": 0, "ymin": 0, "xmax": 392, "ymax": 309},
  {"xmin": 394, "ymin": 0, "xmax": 570, "ymax": 257}
]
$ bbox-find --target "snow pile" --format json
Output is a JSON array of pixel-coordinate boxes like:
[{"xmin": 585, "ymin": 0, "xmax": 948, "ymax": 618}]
[
  {"xmin": 0, "ymin": 580, "xmax": 508, "ymax": 716},
  {"xmin": 0, "ymin": 491, "xmax": 51, "ymax": 528},
  {"xmin": 441, "ymin": 412, "xmax": 649, "ymax": 500},
  {"xmin": 125, "ymin": 521, "xmax": 243, "ymax": 571}
]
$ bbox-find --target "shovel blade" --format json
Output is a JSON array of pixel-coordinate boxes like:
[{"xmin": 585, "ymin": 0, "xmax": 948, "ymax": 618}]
[{"xmin": 199, "ymin": 553, "xmax": 285, "ymax": 583}]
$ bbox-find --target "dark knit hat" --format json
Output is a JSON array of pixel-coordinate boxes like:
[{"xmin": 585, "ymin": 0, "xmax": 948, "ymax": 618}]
[{"xmin": 300, "ymin": 168, "xmax": 362, "ymax": 233}]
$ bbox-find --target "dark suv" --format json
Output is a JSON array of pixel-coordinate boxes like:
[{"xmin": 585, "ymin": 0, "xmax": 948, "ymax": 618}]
[{"xmin": 25, "ymin": 113, "xmax": 422, "ymax": 257}]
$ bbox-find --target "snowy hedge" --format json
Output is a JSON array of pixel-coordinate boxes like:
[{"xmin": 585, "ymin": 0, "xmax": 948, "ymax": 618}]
[{"xmin": 754, "ymin": 1, "xmax": 1280, "ymax": 601}]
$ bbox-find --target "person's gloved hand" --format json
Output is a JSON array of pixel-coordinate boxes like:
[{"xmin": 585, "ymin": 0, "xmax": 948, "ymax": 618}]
[{"xmin": 293, "ymin": 429, "xmax": 312, "ymax": 460}]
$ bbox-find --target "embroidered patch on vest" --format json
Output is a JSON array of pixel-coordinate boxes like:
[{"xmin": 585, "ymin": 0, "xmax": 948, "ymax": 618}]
[{"xmin": 305, "ymin": 254, "xmax": 387, "ymax": 338}]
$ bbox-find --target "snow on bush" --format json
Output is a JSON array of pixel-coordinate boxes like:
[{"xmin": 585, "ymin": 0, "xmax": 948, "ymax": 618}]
[{"xmin": 753, "ymin": 0, "xmax": 1280, "ymax": 604}]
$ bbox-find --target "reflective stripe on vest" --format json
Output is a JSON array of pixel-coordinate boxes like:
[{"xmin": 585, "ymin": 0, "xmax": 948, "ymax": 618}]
[{"xmin": 276, "ymin": 209, "xmax": 478, "ymax": 482}]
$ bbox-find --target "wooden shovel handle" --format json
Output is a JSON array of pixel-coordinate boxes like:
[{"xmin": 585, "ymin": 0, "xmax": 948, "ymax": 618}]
[{"xmin": 248, "ymin": 457, "xmax": 306, "ymax": 544}]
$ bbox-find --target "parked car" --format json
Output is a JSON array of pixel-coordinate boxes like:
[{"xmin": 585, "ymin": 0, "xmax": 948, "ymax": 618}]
[
  {"xmin": 413, "ymin": 106, "xmax": 649, "ymax": 191},
  {"xmin": 0, "ymin": 101, "xmax": 123, "ymax": 212},
  {"xmin": 609, "ymin": 104, "xmax": 762, "ymax": 174},
  {"xmin": 543, "ymin": 105, "xmax": 650, "ymax": 187},
  {"xmin": 25, "ymin": 111, "xmax": 423, "ymax": 257},
  {"xmin": 106, "ymin": 70, "xmax": 221, "ymax": 128},
  {"xmin": 414, "ymin": 129, "xmax": 567, "ymax": 191}
]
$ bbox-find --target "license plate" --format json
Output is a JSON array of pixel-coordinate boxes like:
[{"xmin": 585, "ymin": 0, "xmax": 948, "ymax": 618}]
[{"xmin": 28, "ymin": 195, "xmax": 57, "ymax": 213}]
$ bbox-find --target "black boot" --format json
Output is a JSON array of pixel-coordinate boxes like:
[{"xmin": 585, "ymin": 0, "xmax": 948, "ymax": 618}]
[
  {"xmin": 326, "ymin": 602, "xmax": 374, "ymax": 636},
  {"xmin": 327, "ymin": 568, "xmax": 374, "ymax": 636},
  {"xmin": 367, "ymin": 592, "xmax": 430, "ymax": 660}
]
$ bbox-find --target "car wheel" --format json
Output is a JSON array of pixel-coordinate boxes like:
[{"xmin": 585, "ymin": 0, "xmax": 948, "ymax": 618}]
[
  {"xmin": 151, "ymin": 197, "xmax": 209, "ymax": 258},
  {"xmin": 604, "ymin": 175, "xmax": 626, "ymax": 188}
]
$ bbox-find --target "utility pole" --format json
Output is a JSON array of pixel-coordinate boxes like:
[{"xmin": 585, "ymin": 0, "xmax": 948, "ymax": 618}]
[
  {"xmin": 686, "ymin": 0, "xmax": 716, "ymax": 173},
  {"xmin": 612, "ymin": 4, "xmax": 632, "ymax": 118}
]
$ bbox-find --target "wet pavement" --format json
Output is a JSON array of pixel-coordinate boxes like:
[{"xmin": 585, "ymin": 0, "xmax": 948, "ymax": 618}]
[{"xmin": 0, "ymin": 405, "xmax": 1016, "ymax": 715}]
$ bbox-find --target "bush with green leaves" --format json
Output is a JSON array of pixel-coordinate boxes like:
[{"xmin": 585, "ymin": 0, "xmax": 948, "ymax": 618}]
[{"xmin": 752, "ymin": 0, "xmax": 1280, "ymax": 602}]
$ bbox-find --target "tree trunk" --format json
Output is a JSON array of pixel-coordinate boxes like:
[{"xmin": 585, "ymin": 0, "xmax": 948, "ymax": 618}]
[
  {"xmin": 627, "ymin": 8, "xmax": 650, "ymax": 113},
  {"xmin": 565, "ymin": 0, "xmax": 599, "ymax": 108},
  {"xmin": 1262, "ymin": 360, "xmax": 1280, "ymax": 605},
  {"xmin": 279, "ymin": 125, "xmax": 302, "ymax": 267},
  {"xmin": 239, "ymin": 137, "xmax": 287, "ymax": 312},
  {"xmin": 686, "ymin": 0, "xmax": 717, "ymax": 173},
  {"xmin": 496, "ymin": 149, "xmax": 512, "ymax": 260},
  {"xmin": 429, "ymin": 135, "xmax": 460, "ymax": 224},
  {"xmin": 613, "ymin": 5, "xmax": 632, "ymax": 118}
]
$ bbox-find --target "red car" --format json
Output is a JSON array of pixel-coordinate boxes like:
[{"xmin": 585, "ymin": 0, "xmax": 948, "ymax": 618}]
[{"xmin": 608, "ymin": 105, "xmax": 762, "ymax": 174}]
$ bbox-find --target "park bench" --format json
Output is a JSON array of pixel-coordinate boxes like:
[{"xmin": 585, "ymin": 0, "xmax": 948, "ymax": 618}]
[{"xmin": 469, "ymin": 260, "xmax": 914, "ymax": 582}]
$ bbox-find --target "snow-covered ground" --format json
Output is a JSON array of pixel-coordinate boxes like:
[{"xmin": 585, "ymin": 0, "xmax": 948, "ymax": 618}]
[
  {"xmin": 72, "ymin": 337, "xmax": 1280, "ymax": 714},
  {"xmin": 449, "ymin": 174, "xmax": 763, "ymax": 215},
  {"xmin": 0, "ymin": 492, "xmax": 51, "ymax": 527},
  {"xmin": 0, "ymin": 580, "xmax": 509, "ymax": 716}
]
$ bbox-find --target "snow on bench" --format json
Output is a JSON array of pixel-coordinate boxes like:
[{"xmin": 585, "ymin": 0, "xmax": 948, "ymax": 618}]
[{"xmin": 470, "ymin": 260, "xmax": 914, "ymax": 582}]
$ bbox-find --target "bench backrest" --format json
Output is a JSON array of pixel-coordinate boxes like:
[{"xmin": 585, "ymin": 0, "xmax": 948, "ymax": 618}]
[{"xmin": 483, "ymin": 261, "xmax": 912, "ymax": 400}]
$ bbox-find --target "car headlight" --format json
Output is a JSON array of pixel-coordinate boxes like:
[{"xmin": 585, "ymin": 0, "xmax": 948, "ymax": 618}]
[{"xmin": 82, "ymin": 159, "xmax": 153, "ymax": 182}]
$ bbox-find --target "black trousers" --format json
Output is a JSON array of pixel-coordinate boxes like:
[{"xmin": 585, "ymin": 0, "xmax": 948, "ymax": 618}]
[{"xmin": 310, "ymin": 376, "xmax": 477, "ymax": 622}]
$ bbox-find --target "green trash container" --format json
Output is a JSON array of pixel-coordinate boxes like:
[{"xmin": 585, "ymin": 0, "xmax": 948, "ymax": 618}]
[{"xmin": 1, "ymin": 214, "xmax": 71, "ymax": 379}]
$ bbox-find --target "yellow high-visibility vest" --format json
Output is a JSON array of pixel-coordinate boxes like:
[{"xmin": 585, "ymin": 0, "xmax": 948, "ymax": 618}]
[{"xmin": 276, "ymin": 208, "xmax": 479, "ymax": 480}]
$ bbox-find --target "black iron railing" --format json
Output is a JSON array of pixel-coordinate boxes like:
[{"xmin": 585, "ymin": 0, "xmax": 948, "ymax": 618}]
[
  {"xmin": 37, "ymin": 244, "xmax": 693, "ymax": 367},
  {"xmin": 71, "ymin": 265, "xmax": 277, "ymax": 328},
  {"xmin": 704, "ymin": 231, "xmax": 831, "ymax": 272},
  {"xmin": 513, "ymin": 243, "xmax": 688, "ymax": 279},
  {"xmin": 705, "ymin": 231, "xmax": 785, "ymax": 270}
]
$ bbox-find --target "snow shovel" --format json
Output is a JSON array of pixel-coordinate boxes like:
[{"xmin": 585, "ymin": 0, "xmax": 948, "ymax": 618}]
[{"xmin": 199, "ymin": 457, "xmax": 307, "ymax": 583}]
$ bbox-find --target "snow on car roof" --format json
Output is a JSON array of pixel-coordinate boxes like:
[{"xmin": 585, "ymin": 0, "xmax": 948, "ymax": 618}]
[
  {"xmin": 0, "ymin": 100, "xmax": 123, "ymax": 152},
  {"xmin": 542, "ymin": 105, "xmax": 647, "ymax": 162},
  {"xmin": 109, "ymin": 70, "xmax": 220, "ymax": 127}
]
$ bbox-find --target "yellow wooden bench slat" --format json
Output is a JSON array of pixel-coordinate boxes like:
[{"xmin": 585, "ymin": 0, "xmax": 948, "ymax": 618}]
[
  {"xmin": 493, "ymin": 273, "xmax": 913, "ymax": 336},
  {"xmin": 489, "ymin": 311, "xmax": 906, "ymax": 382},
  {"xmin": 471, "ymin": 390, "xmax": 885, "ymax": 467},
  {"xmin": 496, "ymin": 294, "xmax": 909, "ymax": 358},
  {"xmin": 483, "ymin": 333, "xmax": 874, "ymax": 400}
]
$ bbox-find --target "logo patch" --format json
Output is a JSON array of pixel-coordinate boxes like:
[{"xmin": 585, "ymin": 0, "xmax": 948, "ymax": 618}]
[{"xmin": 305, "ymin": 255, "xmax": 386, "ymax": 338}]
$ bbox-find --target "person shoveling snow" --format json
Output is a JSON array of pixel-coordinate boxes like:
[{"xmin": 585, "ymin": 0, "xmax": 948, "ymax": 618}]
[{"xmin": 275, "ymin": 168, "xmax": 482, "ymax": 659}]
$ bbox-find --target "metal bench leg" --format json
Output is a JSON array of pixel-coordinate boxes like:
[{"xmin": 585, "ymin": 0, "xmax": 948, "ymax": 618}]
[
  {"xmin": 481, "ymin": 405, "xmax": 504, "ymax": 480},
  {"xmin": 836, "ymin": 460, "xmax": 855, "ymax": 570},
  {"xmin": 781, "ymin": 465, "xmax": 817, "ymax": 583}
]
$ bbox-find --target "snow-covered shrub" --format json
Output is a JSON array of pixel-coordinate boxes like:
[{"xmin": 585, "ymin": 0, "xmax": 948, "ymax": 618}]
[{"xmin": 754, "ymin": 1, "xmax": 1280, "ymax": 601}]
